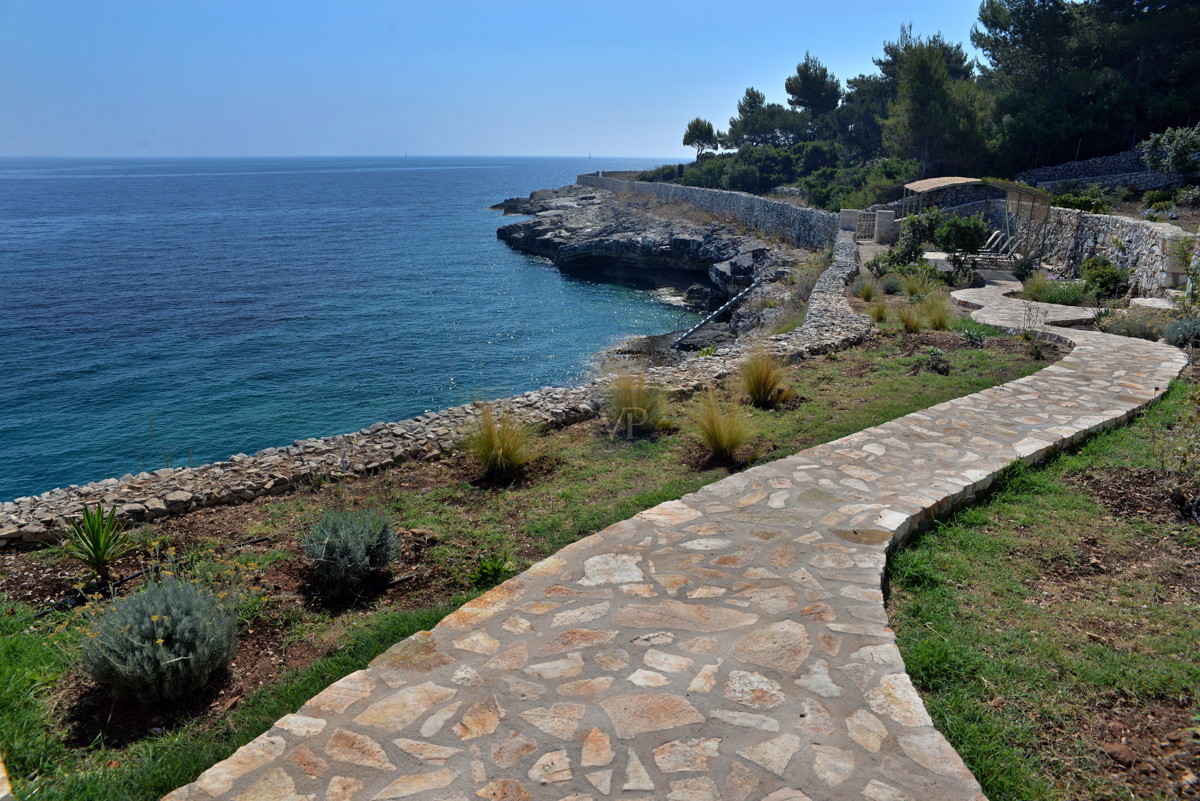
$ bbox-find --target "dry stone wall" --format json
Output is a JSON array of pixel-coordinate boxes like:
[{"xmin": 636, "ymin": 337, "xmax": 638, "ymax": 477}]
[
  {"xmin": 1, "ymin": 208, "xmax": 857, "ymax": 545},
  {"xmin": 578, "ymin": 173, "xmax": 837, "ymax": 250},
  {"xmin": 1016, "ymin": 149, "xmax": 1175, "ymax": 192},
  {"xmin": 1011, "ymin": 205, "xmax": 1190, "ymax": 293}
]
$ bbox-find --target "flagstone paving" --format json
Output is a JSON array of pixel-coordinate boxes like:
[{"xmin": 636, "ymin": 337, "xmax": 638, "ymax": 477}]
[{"xmin": 163, "ymin": 270, "xmax": 1186, "ymax": 801}]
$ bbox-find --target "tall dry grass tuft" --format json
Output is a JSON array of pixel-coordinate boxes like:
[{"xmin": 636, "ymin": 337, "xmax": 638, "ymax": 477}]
[
  {"xmin": 692, "ymin": 390, "xmax": 748, "ymax": 464},
  {"xmin": 869, "ymin": 298, "xmax": 889, "ymax": 323},
  {"xmin": 898, "ymin": 305, "xmax": 925, "ymax": 333},
  {"xmin": 741, "ymin": 348, "xmax": 793, "ymax": 409},
  {"xmin": 920, "ymin": 291, "xmax": 953, "ymax": 330},
  {"xmin": 465, "ymin": 404, "xmax": 535, "ymax": 480},
  {"xmin": 607, "ymin": 373, "xmax": 664, "ymax": 438}
]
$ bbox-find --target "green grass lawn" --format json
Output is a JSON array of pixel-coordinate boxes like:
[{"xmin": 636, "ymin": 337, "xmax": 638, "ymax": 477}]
[{"xmin": 889, "ymin": 382, "xmax": 1200, "ymax": 801}]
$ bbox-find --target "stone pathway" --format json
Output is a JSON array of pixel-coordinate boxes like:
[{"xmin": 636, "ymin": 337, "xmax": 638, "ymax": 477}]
[{"xmin": 163, "ymin": 272, "xmax": 1185, "ymax": 801}]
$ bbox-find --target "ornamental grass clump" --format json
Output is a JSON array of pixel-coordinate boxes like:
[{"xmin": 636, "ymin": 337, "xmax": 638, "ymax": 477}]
[
  {"xmin": 898, "ymin": 305, "xmax": 925, "ymax": 333},
  {"xmin": 741, "ymin": 348, "xmax": 792, "ymax": 409},
  {"xmin": 919, "ymin": 291, "xmax": 953, "ymax": 330},
  {"xmin": 607, "ymin": 373, "xmax": 664, "ymax": 439},
  {"xmin": 464, "ymin": 404, "xmax": 535, "ymax": 481},
  {"xmin": 302, "ymin": 509, "xmax": 398, "ymax": 593},
  {"xmin": 692, "ymin": 391, "xmax": 748, "ymax": 464},
  {"xmin": 869, "ymin": 298, "xmax": 888, "ymax": 323},
  {"xmin": 63, "ymin": 505, "xmax": 134, "ymax": 584},
  {"xmin": 81, "ymin": 578, "xmax": 236, "ymax": 703}
]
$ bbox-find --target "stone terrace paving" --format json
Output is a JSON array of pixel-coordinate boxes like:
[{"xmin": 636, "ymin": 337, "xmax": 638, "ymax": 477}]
[{"xmin": 161, "ymin": 269, "xmax": 1186, "ymax": 801}]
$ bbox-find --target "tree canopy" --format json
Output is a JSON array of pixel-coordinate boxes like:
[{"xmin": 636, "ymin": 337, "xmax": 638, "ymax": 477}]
[{"xmin": 658, "ymin": 0, "xmax": 1200, "ymax": 208}]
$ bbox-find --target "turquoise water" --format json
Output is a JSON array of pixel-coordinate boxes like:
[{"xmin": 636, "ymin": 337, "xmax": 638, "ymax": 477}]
[{"xmin": 0, "ymin": 156, "xmax": 693, "ymax": 500}]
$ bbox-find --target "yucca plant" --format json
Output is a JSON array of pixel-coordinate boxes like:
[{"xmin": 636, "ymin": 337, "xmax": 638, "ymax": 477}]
[
  {"xmin": 63, "ymin": 505, "xmax": 134, "ymax": 584},
  {"xmin": 898, "ymin": 305, "xmax": 925, "ymax": 333},
  {"xmin": 465, "ymin": 404, "xmax": 535, "ymax": 481},
  {"xmin": 693, "ymin": 391, "xmax": 748, "ymax": 464},
  {"xmin": 919, "ymin": 292, "xmax": 952, "ymax": 330},
  {"xmin": 607, "ymin": 373, "xmax": 664, "ymax": 439},
  {"xmin": 741, "ymin": 348, "xmax": 792, "ymax": 409}
]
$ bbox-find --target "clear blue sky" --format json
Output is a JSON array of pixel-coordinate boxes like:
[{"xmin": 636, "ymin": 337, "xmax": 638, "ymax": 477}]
[{"xmin": 0, "ymin": 0, "xmax": 985, "ymax": 158}]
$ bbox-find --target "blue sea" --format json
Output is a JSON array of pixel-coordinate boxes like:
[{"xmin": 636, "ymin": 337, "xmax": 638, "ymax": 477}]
[{"xmin": 0, "ymin": 156, "xmax": 694, "ymax": 501}]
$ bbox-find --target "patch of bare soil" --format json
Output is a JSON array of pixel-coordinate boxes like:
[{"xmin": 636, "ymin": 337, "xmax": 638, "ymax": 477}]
[{"xmin": 1090, "ymin": 699, "xmax": 1200, "ymax": 799}]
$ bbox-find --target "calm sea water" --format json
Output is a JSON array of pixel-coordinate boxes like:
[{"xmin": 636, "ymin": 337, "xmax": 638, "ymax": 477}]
[{"xmin": 0, "ymin": 156, "xmax": 694, "ymax": 501}]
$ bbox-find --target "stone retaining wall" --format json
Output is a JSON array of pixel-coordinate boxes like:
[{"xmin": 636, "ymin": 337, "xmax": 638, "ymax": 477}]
[
  {"xmin": 1016, "ymin": 149, "xmax": 1175, "ymax": 192},
  {"xmin": 899, "ymin": 197, "xmax": 1190, "ymax": 297},
  {"xmin": 1012, "ymin": 205, "xmax": 1190, "ymax": 293},
  {"xmin": 578, "ymin": 173, "xmax": 838, "ymax": 250},
  {"xmin": 1, "ymin": 229, "xmax": 863, "ymax": 546}
]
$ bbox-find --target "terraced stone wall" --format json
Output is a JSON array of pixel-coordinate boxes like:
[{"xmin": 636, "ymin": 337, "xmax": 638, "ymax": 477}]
[
  {"xmin": 1016, "ymin": 148, "xmax": 1175, "ymax": 192},
  {"xmin": 577, "ymin": 173, "xmax": 838, "ymax": 251}
]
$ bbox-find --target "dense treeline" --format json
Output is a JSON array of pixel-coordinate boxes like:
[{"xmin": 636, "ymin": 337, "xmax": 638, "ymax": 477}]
[{"xmin": 647, "ymin": 0, "xmax": 1200, "ymax": 209}]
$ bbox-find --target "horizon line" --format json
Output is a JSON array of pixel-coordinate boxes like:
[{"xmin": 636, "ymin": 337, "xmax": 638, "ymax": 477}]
[{"xmin": 0, "ymin": 153, "xmax": 686, "ymax": 161}]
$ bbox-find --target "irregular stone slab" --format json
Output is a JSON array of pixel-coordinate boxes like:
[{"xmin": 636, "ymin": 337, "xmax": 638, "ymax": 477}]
[
  {"xmin": 489, "ymin": 731, "xmax": 537, "ymax": 769},
  {"xmin": 354, "ymin": 682, "xmax": 457, "ymax": 730},
  {"xmin": 527, "ymin": 750, "xmax": 571, "ymax": 784},
  {"xmin": 580, "ymin": 728, "xmax": 615, "ymax": 767},
  {"xmin": 612, "ymin": 600, "xmax": 758, "ymax": 631},
  {"xmin": 733, "ymin": 620, "xmax": 811, "ymax": 674},
  {"xmin": 723, "ymin": 670, "xmax": 785, "ymax": 710},
  {"xmin": 736, "ymin": 733, "xmax": 801, "ymax": 777},
  {"xmin": 324, "ymin": 729, "xmax": 394, "ymax": 771},
  {"xmin": 599, "ymin": 694, "xmax": 705, "ymax": 739},
  {"xmin": 578, "ymin": 553, "xmax": 643, "ymax": 586},
  {"xmin": 371, "ymin": 768, "xmax": 458, "ymax": 799},
  {"xmin": 652, "ymin": 738, "xmax": 721, "ymax": 773},
  {"xmin": 518, "ymin": 703, "xmax": 586, "ymax": 740}
]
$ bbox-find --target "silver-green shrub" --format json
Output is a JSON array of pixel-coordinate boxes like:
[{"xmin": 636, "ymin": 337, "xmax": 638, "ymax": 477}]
[
  {"xmin": 302, "ymin": 509, "xmax": 397, "ymax": 591},
  {"xmin": 81, "ymin": 578, "xmax": 236, "ymax": 702}
]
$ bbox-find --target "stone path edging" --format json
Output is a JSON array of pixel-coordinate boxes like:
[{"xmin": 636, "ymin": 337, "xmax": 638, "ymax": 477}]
[{"xmin": 155, "ymin": 267, "xmax": 1185, "ymax": 801}]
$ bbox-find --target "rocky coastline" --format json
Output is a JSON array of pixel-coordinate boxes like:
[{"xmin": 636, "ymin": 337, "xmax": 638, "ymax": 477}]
[{"xmin": 1, "ymin": 183, "xmax": 865, "ymax": 547}]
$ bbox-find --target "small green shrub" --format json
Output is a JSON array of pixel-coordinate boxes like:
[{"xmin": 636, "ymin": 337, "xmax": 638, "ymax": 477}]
[
  {"xmin": 1091, "ymin": 305, "xmax": 1117, "ymax": 327},
  {"xmin": 81, "ymin": 578, "xmax": 236, "ymax": 703},
  {"xmin": 921, "ymin": 347, "xmax": 951, "ymax": 375},
  {"xmin": 959, "ymin": 328, "xmax": 987, "ymax": 348},
  {"xmin": 1080, "ymin": 256, "xmax": 1128, "ymax": 299},
  {"xmin": 919, "ymin": 292, "xmax": 953, "ymax": 330},
  {"xmin": 303, "ymin": 509, "xmax": 398, "ymax": 592},
  {"xmin": 869, "ymin": 298, "xmax": 888, "ymax": 323},
  {"xmin": 1149, "ymin": 200, "xmax": 1175, "ymax": 213},
  {"xmin": 1011, "ymin": 256, "xmax": 1038, "ymax": 282},
  {"xmin": 851, "ymin": 274, "xmax": 877, "ymax": 301},
  {"xmin": 1143, "ymin": 188, "xmax": 1176, "ymax": 207},
  {"xmin": 898, "ymin": 305, "xmax": 924, "ymax": 333},
  {"xmin": 1179, "ymin": 186, "xmax": 1200, "ymax": 206},
  {"xmin": 1099, "ymin": 308, "xmax": 1169, "ymax": 341},
  {"xmin": 692, "ymin": 391, "xmax": 748, "ymax": 463},
  {"xmin": 471, "ymin": 553, "xmax": 516, "ymax": 590},
  {"xmin": 608, "ymin": 373, "xmax": 665, "ymax": 438},
  {"xmin": 1024, "ymin": 271, "xmax": 1089, "ymax": 305},
  {"xmin": 1166, "ymin": 317, "xmax": 1200, "ymax": 348},
  {"xmin": 63, "ymin": 505, "xmax": 134, "ymax": 583},
  {"xmin": 741, "ymin": 348, "xmax": 792, "ymax": 409},
  {"xmin": 1051, "ymin": 188, "xmax": 1109, "ymax": 214},
  {"xmin": 879, "ymin": 273, "xmax": 905, "ymax": 295},
  {"xmin": 1027, "ymin": 340, "xmax": 1046, "ymax": 360},
  {"xmin": 694, "ymin": 345, "xmax": 718, "ymax": 358},
  {"xmin": 465, "ymin": 405, "xmax": 535, "ymax": 480}
]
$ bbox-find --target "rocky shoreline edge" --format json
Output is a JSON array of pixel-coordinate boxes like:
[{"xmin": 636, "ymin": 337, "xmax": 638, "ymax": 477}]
[{"xmin": 1, "ymin": 184, "xmax": 866, "ymax": 547}]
